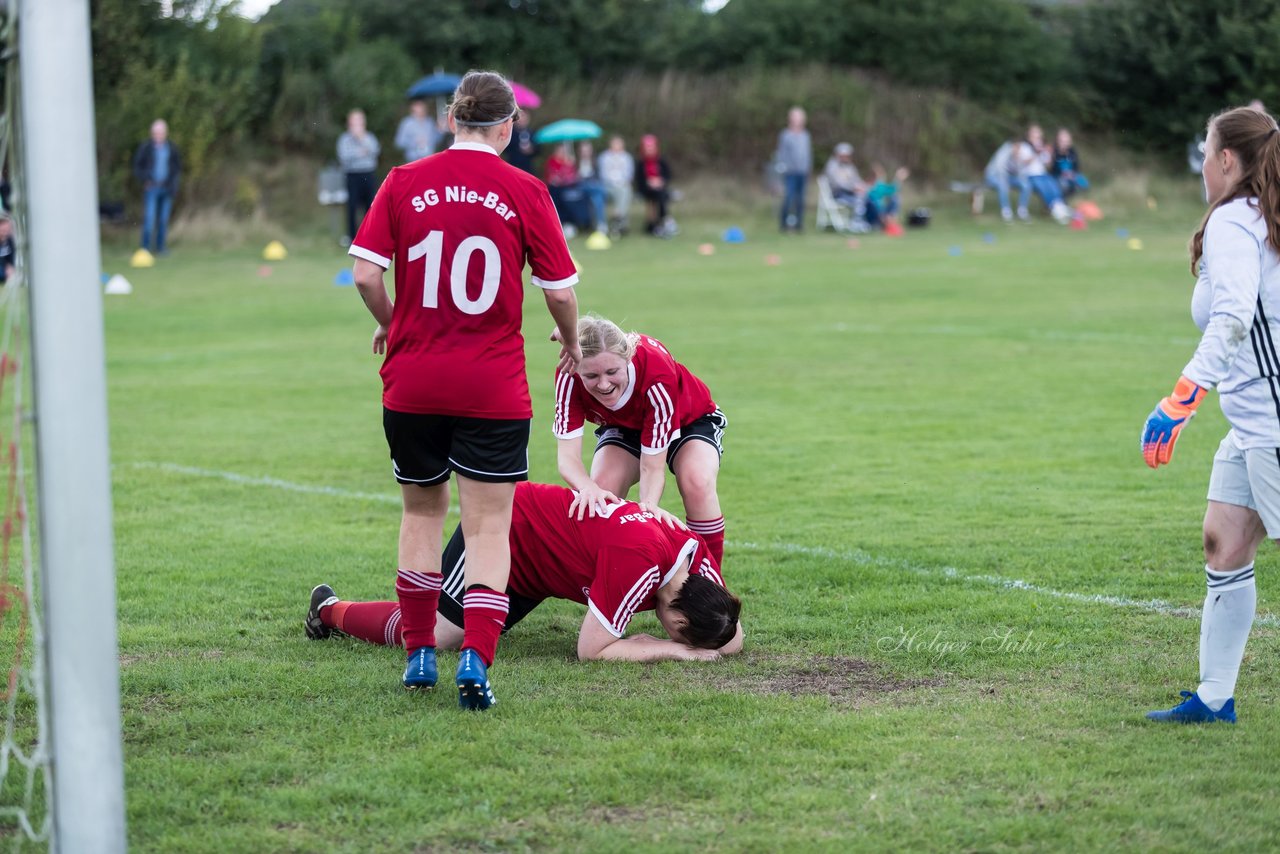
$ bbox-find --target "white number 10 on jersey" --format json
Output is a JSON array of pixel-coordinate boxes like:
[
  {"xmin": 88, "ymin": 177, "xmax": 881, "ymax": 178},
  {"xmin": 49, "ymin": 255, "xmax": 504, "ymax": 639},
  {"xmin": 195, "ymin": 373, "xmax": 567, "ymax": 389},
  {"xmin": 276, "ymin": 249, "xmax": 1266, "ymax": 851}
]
[{"xmin": 407, "ymin": 231, "xmax": 501, "ymax": 315}]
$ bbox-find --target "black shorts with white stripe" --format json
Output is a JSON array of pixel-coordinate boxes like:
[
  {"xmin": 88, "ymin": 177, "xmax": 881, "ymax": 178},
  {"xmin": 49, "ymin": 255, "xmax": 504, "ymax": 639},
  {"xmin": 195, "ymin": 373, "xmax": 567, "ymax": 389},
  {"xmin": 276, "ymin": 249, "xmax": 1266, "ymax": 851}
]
[
  {"xmin": 435, "ymin": 525, "xmax": 543, "ymax": 633},
  {"xmin": 383, "ymin": 408, "xmax": 531, "ymax": 486},
  {"xmin": 593, "ymin": 408, "xmax": 727, "ymax": 474}
]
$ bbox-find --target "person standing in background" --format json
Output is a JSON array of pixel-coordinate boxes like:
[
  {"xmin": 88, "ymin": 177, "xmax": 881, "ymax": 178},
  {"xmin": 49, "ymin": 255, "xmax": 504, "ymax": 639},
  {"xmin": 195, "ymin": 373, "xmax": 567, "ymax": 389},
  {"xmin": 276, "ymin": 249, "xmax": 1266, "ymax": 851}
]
[
  {"xmin": 132, "ymin": 118, "xmax": 181, "ymax": 256},
  {"xmin": 504, "ymin": 110, "xmax": 539, "ymax": 175},
  {"xmin": 776, "ymin": 107, "xmax": 812, "ymax": 233},
  {"xmin": 337, "ymin": 109, "xmax": 380, "ymax": 247},
  {"xmin": 394, "ymin": 99, "xmax": 443, "ymax": 163},
  {"xmin": 598, "ymin": 135, "xmax": 635, "ymax": 235}
]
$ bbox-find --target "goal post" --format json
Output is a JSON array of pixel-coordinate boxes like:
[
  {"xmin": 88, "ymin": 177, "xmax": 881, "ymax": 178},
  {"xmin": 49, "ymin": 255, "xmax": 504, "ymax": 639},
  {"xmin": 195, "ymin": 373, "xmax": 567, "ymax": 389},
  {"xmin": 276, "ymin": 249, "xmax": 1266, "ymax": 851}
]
[{"xmin": 18, "ymin": 0, "xmax": 127, "ymax": 849}]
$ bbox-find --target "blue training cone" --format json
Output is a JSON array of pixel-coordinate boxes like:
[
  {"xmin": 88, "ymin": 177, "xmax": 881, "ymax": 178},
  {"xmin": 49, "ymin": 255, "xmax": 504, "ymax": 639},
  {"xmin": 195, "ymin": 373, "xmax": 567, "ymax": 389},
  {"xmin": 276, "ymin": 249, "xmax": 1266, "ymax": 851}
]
[{"xmin": 334, "ymin": 269, "xmax": 354, "ymax": 286}]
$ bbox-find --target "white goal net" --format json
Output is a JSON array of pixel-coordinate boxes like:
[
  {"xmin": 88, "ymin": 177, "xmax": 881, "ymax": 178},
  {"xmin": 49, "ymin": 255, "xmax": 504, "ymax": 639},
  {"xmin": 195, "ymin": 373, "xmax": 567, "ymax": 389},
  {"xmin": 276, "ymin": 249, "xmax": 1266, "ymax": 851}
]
[{"xmin": 0, "ymin": 0, "xmax": 50, "ymax": 846}]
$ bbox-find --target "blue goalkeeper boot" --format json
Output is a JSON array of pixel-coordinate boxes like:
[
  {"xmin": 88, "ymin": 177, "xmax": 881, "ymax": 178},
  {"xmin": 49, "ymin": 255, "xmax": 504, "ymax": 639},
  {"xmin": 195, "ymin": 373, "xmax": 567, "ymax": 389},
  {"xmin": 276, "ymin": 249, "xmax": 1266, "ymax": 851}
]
[
  {"xmin": 402, "ymin": 646, "xmax": 438, "ymax": 691},
  {"xmin": 1146, "ymin": 691, "xmax": 1236, "ymax": 724},
  {"xmin": 456, "ymin": 648, "xmax": 496, "ymax": 711}
]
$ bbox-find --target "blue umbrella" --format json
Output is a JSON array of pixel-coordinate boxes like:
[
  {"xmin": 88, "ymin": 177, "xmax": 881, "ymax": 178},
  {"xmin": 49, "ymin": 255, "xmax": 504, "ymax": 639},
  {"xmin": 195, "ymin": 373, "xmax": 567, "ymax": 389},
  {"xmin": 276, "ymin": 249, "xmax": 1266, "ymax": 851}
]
[
  {"xmin": 534, "ymin": 119, "xmax": 602, "ymax": 144},
  {"xmin": 406, "ymin": 72, "xmax": 462, "ymax": 99}
]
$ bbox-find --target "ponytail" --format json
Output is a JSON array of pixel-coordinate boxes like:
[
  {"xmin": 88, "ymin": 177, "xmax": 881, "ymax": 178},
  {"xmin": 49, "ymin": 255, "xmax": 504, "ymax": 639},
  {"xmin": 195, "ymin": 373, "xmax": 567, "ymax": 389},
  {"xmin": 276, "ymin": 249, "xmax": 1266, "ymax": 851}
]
[
  {"xmin": 1190, "ymin": 107, "xmax": 1280, "ymax": 274},
  {"xmin": 448, "ymin": 71, "xmax": 516, "ymax": 129}
]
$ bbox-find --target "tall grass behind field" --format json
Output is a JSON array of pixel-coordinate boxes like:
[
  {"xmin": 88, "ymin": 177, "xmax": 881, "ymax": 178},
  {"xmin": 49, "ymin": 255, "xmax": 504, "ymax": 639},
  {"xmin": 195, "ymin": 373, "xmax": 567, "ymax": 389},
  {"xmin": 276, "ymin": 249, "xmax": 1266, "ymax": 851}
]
[{"xmin": 537, "ymin": 65, "xmax": 1020, "ymax": 178}]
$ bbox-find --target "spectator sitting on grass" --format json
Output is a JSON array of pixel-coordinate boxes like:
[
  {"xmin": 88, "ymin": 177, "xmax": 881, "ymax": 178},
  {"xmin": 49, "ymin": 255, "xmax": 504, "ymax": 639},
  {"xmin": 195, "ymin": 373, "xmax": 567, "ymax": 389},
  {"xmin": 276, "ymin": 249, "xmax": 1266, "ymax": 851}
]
[
  {"xmin": 1050, "ymin": 128, "xmax": 1089, "ymax": 200},
  {"xmin": 984, "ymin": 137, "xmax": 1025, "ymax": 223},
  {"xmin": 823, "ymin": 142, "xmax": 869, "ymax": 231},
  {"xmin": 576, "ymin": 140, "xmax": 608, "ymax": 235},
  {"xmin": 544, "ymin": 143, "xmax": 587, "ymax": 234},
  {"xmin": 635, "ymin": 134, "xmax": 676, "ymax": 238},
  {"xmin": 1014, "ymin": 124, "xmax": 1071, "ymax": 224},
  {"xmin": 865, "ymin": 163, "xmax": 909, "ymax": 231}
]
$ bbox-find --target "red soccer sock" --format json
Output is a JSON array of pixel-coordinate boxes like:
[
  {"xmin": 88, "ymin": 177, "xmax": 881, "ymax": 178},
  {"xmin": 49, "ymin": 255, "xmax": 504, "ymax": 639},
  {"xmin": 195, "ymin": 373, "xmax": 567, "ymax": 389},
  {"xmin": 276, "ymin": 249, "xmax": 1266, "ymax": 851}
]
[
  {"xmin": 686, "ymin": 516, "xmax": 725, "ymax": 565},
  {"xmin": 395, "ymin": 569, "xmax": 444, "ymax": 651},
  {"xmin": 462, "ymin": 585, "xmax": 509, "ymax": 666},
  {"xmin": 326, "ymin": 600, "xmax": 403, "ymax": 646}
]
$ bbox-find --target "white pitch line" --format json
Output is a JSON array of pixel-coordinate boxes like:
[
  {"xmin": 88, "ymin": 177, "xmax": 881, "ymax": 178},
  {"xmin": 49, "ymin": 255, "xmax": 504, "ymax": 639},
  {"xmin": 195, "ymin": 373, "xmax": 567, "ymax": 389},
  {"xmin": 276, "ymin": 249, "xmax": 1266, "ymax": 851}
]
[
  {"xmin": 123, "ymin": 461, "xmax": 403, "ymax": 505},
  {"xmin": 828, "ymin": 322, "xmax": 1201, "ymax": 347},
  {"xmin": 733, "ymin": 540, "xmax": 1280, "ymax": 628},
  {"xmin": 127, "ymin": 461, "xmax": 1268, "ymax": 626}
]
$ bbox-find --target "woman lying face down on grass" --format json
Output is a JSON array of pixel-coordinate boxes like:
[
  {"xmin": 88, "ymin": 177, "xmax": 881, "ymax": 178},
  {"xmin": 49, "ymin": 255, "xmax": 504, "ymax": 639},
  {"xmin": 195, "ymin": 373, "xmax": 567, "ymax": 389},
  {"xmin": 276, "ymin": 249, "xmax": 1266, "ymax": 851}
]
[{"xmin": 307, "ymin": 482, "xmax": 743, "ymax": 667}]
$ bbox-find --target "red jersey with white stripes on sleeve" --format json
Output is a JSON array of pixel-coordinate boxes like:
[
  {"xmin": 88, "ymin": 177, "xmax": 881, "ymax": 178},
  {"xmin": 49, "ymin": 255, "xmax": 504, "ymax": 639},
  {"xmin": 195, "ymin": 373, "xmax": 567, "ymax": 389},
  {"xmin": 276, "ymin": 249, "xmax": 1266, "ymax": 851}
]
[
  {"xmin": 552, "ymin": 335, "xmax": 715, "ymax": 454},
  {"xmin": 505, "ymin": 482, "xmax": 727, "ymax": 637},
  {"xmin": 350, "ymin": 142, "xmax": 578, "ymax": 419}
]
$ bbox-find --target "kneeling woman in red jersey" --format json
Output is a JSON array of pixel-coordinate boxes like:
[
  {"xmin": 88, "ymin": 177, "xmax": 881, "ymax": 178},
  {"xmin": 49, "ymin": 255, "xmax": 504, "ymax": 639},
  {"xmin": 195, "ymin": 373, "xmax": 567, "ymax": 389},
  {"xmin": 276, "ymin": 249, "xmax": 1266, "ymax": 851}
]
[
  {"xmin": 553, "ymin": 315, "xmax": 728, "ymax": 564},
  {"xmin": 306, "ymin": 482, "xmax": 743, "ymax": 664},
  {"xmin": 349, "ymin": 71, "xmax": 581, "ymax": 709}
]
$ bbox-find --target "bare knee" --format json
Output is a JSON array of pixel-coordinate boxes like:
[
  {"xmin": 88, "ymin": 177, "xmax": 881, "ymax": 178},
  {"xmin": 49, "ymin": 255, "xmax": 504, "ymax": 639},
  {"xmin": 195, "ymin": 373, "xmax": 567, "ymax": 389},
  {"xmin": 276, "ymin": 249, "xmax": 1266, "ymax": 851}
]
[
  {"xmin": 1202, "ymin": 502, "xmax": 1267, "ymax": 570},
  {"xmin": 676, "ymin": 463, "xmax": 719, "ymax": 508},
  {"xmin": 1203, "ymin": 527, "xmax": 1258, "ymax": 570}
]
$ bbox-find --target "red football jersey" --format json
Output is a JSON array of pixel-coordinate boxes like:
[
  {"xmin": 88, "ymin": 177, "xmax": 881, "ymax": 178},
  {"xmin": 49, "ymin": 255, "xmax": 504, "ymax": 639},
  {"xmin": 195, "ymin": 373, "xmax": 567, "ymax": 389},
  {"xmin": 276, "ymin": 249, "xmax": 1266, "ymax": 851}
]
[
  {"xmin": 552, "ymin": 335, "xmax": 715, "ymax": 454},
  {"xmin": 506, "ymin": 482, "xmax": 726, "ymax": 637},
  {"xmin": 350, "ymin": 142, "xmax": 578, "ymax": 419}
]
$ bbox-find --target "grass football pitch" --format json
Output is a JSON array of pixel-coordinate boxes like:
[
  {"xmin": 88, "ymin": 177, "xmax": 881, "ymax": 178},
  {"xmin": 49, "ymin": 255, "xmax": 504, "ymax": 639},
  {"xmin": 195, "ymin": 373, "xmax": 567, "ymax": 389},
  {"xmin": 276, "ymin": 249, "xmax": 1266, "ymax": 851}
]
[{"xmin": 91, "ymin": 195, "xmax": 1280, "ymax": 851}]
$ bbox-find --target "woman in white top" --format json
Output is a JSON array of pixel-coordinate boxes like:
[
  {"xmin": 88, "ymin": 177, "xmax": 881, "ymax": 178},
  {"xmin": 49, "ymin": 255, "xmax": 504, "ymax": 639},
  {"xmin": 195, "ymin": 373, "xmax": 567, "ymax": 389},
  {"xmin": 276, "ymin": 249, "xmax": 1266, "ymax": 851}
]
[
  {"xmin": 1141, "ymin": 105, "xmax": 1280, "ymax": 724},
  {"xmin": 1013, "ymin": 124, "xmax": 1070, "ymax": 223}
]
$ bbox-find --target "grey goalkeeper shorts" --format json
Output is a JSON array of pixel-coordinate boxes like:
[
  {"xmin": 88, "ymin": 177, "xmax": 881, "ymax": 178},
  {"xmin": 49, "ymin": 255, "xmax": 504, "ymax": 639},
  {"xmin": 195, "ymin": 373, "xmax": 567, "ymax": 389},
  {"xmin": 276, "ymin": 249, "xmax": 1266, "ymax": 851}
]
[{"xmin": 1207, "ymin": 430, "xmax": 1280, "ymax": 538}]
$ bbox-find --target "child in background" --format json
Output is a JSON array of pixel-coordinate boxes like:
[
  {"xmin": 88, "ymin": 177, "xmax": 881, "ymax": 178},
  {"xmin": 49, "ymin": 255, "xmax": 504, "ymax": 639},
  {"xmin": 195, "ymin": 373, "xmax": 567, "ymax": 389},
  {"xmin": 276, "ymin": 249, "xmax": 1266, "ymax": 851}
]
[
  {"xmin": 866, "ymin": 164, "xmax": 910, "ymax": 232},
  {"xmin": 1051, "ymin": 128, "xmax": 1089, "ymax": 199}
]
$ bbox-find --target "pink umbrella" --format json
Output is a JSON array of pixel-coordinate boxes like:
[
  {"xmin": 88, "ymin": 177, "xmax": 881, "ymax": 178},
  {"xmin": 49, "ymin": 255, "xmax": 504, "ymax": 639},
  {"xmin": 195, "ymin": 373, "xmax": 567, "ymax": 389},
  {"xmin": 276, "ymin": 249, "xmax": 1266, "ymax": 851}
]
[{"xmin": 510, "ymin": 81, "xmax": 541, "ymax": 110}]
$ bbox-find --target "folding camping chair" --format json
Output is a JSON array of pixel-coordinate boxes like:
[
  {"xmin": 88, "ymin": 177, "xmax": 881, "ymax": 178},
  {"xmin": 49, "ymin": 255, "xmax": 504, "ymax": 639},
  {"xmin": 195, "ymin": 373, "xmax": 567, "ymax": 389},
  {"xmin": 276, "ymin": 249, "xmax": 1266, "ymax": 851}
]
[{"xmin": 815, "ymin": 175, "xmax": 851, "ymax": 232}]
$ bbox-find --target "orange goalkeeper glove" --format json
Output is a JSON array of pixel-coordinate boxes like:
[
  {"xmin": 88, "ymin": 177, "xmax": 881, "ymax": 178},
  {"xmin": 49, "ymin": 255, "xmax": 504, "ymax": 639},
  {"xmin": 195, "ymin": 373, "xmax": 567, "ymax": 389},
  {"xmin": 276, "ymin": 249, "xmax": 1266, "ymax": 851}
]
[{"xmin": 1141, "ymin": 376, "xmax": 1206, "ymax": 469}]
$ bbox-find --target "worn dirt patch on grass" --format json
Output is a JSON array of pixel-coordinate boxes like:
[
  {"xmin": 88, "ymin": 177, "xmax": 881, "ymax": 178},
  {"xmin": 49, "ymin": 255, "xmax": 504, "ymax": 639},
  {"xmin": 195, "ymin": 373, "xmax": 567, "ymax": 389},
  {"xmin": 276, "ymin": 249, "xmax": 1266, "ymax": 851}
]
[{"xmin": 714, "ymin": 652, "xmax": 940, "ymax": 704}]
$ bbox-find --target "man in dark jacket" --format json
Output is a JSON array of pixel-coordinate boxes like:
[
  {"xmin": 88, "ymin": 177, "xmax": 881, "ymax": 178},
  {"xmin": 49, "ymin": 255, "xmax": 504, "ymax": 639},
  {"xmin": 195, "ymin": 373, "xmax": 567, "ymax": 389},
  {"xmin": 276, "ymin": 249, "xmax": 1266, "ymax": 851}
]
[{"xmin": 132, "ymin": 119, "xmax": 181, "ymax": 255}]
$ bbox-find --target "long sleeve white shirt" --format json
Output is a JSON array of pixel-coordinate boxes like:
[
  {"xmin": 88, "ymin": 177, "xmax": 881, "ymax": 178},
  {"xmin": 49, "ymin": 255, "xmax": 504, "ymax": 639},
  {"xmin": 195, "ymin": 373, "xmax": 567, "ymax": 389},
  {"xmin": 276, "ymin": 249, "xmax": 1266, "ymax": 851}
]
[{"xmin": 1185, "ymin": 197, "xmax": 1280, "ymax": 447}]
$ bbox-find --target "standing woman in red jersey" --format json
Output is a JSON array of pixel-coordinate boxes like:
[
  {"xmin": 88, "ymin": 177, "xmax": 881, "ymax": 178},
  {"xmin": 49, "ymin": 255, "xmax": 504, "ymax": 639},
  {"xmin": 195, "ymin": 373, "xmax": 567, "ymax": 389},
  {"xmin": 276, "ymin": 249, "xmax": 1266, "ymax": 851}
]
[
  {"xmin": 552, "ymin": 315, "xmax": 728, "ymax": 566},
  {"xmin": 349, "ymin": 70, "xmax": 581, "ymax": 710}
]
